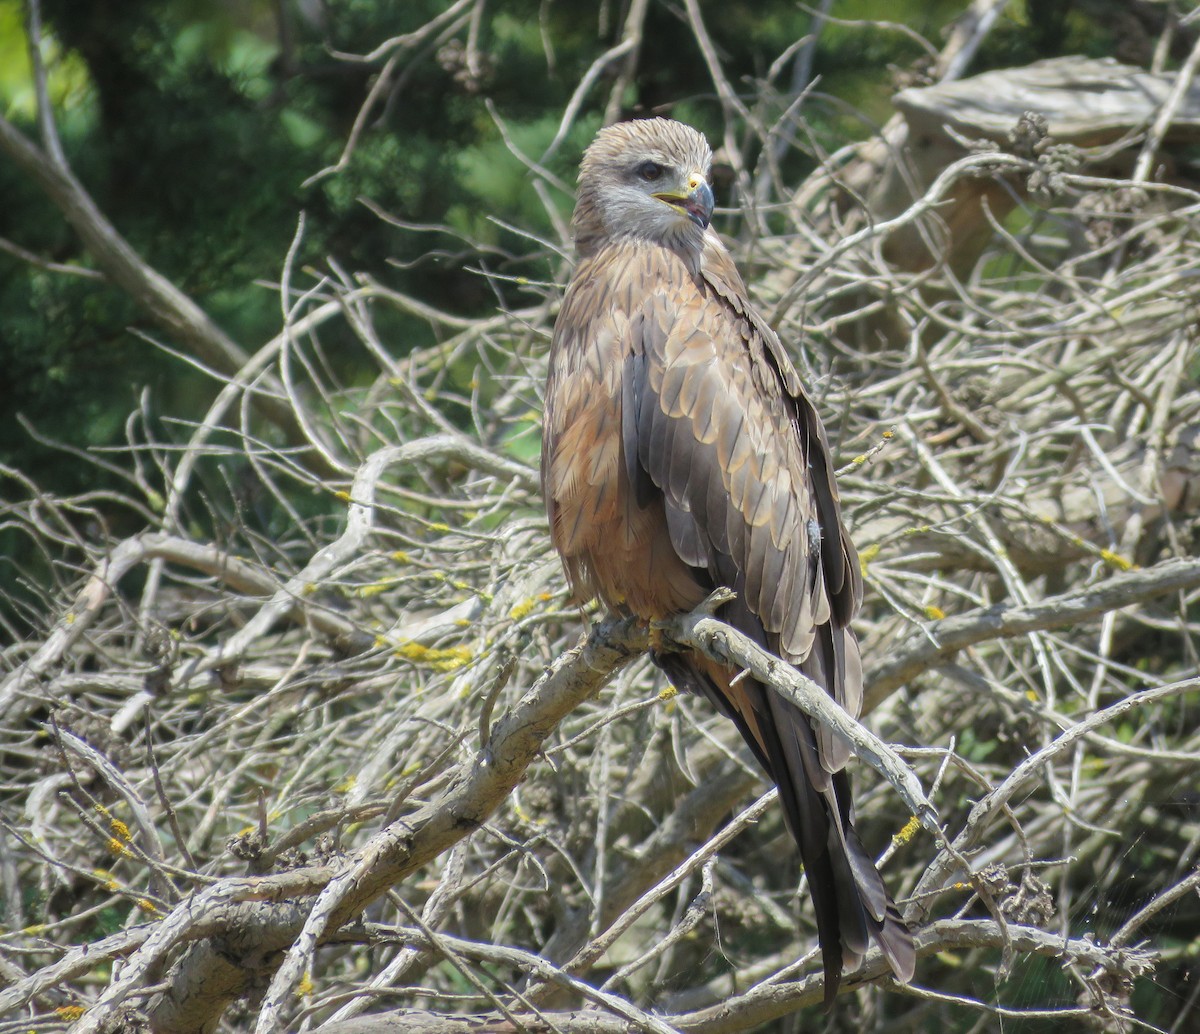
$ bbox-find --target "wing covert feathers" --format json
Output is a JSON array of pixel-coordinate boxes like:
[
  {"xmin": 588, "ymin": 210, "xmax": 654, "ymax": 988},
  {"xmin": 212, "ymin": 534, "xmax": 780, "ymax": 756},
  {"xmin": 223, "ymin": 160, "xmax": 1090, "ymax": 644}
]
[{"xmin": 543, "ymin": 228, "xmax": 914, "ymax": 1002}]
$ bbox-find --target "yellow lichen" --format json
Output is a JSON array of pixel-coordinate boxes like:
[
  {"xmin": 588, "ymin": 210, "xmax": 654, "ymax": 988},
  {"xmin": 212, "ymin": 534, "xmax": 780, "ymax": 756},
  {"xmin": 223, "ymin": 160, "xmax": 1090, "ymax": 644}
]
[
  {"xmin": 509, "ymin": 598, "xmax": 537, "ymax": 621},
  {"xmin": 1099, "ymin": 549, "xmax": 1135, "ymax": 571},
  {"xmin": 357, "ymin": 580, "xmax": 399, "ymax": 598},
  {"xmin": 858, "ymin": 542, "xmax": 881, "ymax": 577},
  {"xmin": 55, "ymin": 1006, "xmax": 86, "ymax": 1021},
  {"xmin": 892, "ymin": 816, "xmax": 920, "ymax": 847},
  {"xmin": 394, "ymin": 642, "xmax": 472, "ymax": 671},
  {"xmin": 922, "ymin": 605, "xmax": 945, "ymax": 621}
]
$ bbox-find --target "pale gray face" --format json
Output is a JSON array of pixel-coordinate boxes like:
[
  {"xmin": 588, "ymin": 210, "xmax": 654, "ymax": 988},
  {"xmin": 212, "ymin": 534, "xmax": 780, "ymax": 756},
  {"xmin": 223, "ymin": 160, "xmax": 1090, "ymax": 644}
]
[{"xmin": 575, "ymin": 119, "xmax": 715, "ymax": 252}]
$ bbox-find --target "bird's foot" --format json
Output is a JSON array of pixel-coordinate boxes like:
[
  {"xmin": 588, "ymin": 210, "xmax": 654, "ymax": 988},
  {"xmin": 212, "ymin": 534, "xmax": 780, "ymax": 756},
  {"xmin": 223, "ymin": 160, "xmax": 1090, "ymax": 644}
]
[
  {"xmin": 648, "ymin": 588, "xmax": 735, "ymax": 651},
  {"xmin": 693, "ymin": 586, "xmax": 736, "ymax": 615}
]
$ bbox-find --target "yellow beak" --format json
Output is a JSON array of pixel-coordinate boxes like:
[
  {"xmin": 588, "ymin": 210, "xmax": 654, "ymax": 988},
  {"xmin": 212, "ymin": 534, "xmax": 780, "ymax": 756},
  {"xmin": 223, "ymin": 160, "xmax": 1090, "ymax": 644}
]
[{"xmin": 653, "ymin": 174, "xmax": 714, "ymax": 228}]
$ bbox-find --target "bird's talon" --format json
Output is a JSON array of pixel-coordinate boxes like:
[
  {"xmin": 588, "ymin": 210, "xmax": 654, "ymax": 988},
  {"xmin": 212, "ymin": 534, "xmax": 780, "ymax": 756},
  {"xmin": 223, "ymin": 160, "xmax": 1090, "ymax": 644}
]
[
  {"xmin": 695, "ymin": 587, "xmax": 736, "ymax": 615},
  {"xmin": 648, "ymin": 621, "xmax": 670, "ymax": 652}
]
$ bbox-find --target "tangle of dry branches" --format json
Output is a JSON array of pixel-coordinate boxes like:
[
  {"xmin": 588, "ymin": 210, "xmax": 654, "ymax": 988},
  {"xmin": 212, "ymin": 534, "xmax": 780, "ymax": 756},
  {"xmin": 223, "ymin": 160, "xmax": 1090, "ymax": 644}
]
[{"xmin": 1, "ymin": 4, "xmax": 1199, "ymax": 1033}]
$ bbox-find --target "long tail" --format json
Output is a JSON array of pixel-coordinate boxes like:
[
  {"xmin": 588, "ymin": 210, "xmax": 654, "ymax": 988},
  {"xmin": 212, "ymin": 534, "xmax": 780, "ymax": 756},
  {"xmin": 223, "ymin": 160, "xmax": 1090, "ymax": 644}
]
[{"xmin": 655, "ymin": 650, "xmax": 915, "ymax": 1005}]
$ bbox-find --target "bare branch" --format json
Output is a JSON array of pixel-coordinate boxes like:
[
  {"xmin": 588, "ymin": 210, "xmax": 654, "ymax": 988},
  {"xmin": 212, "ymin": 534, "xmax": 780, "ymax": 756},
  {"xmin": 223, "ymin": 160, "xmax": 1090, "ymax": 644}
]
[{"xmin": 867, "ymin": 556, "xmax": 1200, "ymax": 704}]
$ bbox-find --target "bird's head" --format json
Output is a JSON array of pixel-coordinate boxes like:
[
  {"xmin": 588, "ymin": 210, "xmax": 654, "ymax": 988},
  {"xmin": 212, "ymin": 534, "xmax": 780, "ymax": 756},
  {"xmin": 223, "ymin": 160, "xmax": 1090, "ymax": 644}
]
[{"xmin": 572, "ymin": 118, "xmax": 715, "ymax": 257}]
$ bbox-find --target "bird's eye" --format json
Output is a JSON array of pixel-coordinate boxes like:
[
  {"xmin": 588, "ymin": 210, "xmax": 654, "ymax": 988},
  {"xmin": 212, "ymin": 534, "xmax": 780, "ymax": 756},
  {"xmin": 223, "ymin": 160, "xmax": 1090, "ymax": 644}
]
[{"xmin": 636, "ymin": 161, "xmax": 664, "ymax": 182}]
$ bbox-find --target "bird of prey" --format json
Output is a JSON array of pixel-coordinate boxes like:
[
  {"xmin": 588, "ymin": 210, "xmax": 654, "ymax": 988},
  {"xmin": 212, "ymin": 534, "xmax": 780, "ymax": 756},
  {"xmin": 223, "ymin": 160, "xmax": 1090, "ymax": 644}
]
[{"xmin": 541, "ymin": 118, "xmax": 915, "ymax": 1001}]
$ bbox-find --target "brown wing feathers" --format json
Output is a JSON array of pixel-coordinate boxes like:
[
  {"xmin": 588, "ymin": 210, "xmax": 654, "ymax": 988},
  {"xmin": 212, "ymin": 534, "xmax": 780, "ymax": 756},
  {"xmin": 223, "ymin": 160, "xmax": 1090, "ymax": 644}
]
[{"xmin": 543, "ymin": 119, "xmax": 915, "ymax": 1004}]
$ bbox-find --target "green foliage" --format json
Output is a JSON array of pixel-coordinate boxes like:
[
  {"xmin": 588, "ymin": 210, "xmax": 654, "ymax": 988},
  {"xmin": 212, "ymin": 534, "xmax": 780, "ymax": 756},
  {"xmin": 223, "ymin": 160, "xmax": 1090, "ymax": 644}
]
[{"xmin": 0, "ymin": 0, "xmax": 90, "ymax": 120}]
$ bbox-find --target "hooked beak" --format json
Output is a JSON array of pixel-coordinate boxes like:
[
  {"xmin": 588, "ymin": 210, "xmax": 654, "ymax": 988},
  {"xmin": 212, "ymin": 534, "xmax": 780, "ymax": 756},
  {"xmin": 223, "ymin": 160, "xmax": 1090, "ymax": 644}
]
[{"xmin": 653, "ymin": 174, "xmax": 714, "ymax": 229}]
